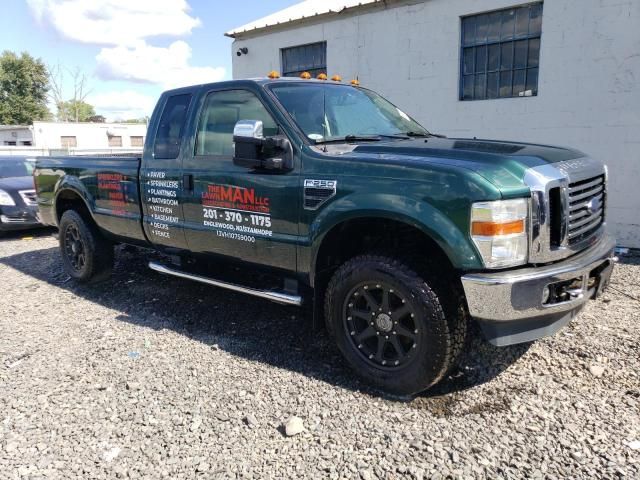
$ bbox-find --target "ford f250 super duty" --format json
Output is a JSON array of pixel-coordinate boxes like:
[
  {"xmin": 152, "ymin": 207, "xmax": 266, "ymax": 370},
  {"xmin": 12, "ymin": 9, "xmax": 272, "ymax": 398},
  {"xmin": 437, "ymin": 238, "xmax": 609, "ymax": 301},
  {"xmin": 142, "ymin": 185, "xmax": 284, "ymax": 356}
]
[{"xmin": 34, "ymin": 76, "xmax": 616, "ymax": 395}]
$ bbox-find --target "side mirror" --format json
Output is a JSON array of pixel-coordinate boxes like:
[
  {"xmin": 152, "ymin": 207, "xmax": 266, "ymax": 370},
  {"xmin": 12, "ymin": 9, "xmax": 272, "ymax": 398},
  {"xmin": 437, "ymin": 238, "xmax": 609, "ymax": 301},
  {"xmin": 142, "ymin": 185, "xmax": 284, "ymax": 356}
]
[{"xmin": 233, "ymin": 120, "xmax": 292, "ymax": 171}]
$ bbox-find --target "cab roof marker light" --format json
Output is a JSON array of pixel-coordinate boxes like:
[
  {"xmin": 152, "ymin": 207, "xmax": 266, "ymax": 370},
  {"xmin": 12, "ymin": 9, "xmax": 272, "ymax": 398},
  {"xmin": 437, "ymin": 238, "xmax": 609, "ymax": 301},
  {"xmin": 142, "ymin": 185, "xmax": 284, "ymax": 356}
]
[
  {"xmin": 317, "ymin": 73, "xmax": 328, "ymax": 80},
  {"xmin": 350, "ymin": 79, "xmax": 360, "ymax": 86},
  {"xmin": 267, "ymin": 71, "xmax": 280, "ymax": 79},
  {"xmin": 331, "ymin": 75, "xmax": 342, "ymax": 82},
  {"xmin": 300, "ymin": 71, "xmax": 311, "ymax": 79}
]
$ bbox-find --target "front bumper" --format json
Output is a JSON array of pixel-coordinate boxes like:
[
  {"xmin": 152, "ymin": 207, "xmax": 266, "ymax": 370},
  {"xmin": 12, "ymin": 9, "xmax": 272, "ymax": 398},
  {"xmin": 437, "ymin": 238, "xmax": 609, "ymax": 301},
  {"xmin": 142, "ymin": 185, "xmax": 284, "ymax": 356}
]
[
  {"xmin": 461, "ymin": 233, "xmax": 616, "ymax": 346},
  {"xmin": 0, "ymin": 206, "xmax": 41, "ymax": 232}
]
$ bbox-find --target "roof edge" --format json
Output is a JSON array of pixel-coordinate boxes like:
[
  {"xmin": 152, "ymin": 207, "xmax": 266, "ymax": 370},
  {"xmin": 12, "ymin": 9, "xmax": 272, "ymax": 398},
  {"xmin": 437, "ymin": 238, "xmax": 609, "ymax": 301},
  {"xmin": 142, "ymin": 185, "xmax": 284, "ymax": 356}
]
[{"xmin": 225, "ymin": 0, "xmax": 384, "ymax": 39}]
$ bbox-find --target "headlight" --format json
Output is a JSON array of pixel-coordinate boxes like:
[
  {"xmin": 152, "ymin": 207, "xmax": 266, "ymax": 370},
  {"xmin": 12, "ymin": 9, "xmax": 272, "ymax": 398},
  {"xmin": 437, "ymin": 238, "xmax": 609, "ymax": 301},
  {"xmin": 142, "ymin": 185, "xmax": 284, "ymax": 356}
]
[
  {"xmin": 0, "ymin": 190, "xmax": 15, "ymax": 206},
  {"xmin": 471, "ymin": 198, "xmax": 528, "ymax": 268}
]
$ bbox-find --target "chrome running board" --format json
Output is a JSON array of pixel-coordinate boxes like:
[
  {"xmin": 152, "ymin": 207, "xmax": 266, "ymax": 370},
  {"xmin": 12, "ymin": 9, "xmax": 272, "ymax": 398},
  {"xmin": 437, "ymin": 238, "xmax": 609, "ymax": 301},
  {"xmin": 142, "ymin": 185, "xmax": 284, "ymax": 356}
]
[{"xmin": 148, "ymin": 262, "xmax": 302, "ymax": 306}]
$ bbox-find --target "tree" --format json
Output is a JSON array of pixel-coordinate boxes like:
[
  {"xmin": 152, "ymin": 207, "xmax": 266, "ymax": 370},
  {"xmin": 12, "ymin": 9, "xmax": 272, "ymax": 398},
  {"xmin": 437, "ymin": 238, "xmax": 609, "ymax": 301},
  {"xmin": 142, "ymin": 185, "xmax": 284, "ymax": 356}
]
[
  {"xmin": 0, "ymin": 51, "xmax": 51, "ymax": 125},
  {"xmin": 57, "ymin": 100, "xmax": 96, "ymax": 123},
  {"xmin": 48, "ymin": 65, "xmax": 95, "ymax": 122},
  {"xmin": 121, "ymin": 117, "xmax": 148, "ymax": 124}
]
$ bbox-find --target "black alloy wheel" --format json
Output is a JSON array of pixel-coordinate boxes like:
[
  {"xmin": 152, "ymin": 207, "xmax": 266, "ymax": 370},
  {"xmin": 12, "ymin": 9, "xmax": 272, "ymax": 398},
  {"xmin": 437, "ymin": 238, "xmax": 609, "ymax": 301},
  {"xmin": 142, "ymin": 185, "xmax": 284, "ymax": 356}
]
[
  {"xmin": 63, "ymin": 223, "xmax": 86, "ymax": 271},
  {"xmin": 343, "ymin": 282, "xmax": 419, "ymax": 369},
  {"xmin": 325, "ymin": 254, "xmax": 466, "ymax": 395},
  {"xmin": 58, "ymin": 209, "xmax": 114, "ymax": 283}
]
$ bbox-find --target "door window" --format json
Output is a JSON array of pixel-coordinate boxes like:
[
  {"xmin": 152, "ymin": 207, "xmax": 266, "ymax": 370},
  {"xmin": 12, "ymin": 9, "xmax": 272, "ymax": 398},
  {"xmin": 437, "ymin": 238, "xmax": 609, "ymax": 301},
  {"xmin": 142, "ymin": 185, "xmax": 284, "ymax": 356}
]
[
  {"xmin": 195, "ymin": 90, "xmax": 278, "ymax": 157},
  {"xmin": 153, "ymin": 93, "xmax": 192, "ymax": 159}
]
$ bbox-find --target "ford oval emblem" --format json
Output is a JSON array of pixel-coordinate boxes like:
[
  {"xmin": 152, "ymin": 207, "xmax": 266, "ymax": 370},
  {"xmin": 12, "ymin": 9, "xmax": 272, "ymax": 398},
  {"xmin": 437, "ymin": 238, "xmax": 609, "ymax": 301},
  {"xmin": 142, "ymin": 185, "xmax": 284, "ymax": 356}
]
[{"xmin": 586, "ymin": 196, "xmax": 602, "ymax": 215}]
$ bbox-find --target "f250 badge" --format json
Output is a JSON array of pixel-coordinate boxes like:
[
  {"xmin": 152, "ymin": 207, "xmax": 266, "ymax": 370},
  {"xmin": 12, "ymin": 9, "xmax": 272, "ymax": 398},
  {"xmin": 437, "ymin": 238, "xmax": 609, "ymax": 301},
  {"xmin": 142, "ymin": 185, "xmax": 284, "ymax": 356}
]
[{"xmin": 304, "ymin": 179, "xmax": 337, "ymax": 210}]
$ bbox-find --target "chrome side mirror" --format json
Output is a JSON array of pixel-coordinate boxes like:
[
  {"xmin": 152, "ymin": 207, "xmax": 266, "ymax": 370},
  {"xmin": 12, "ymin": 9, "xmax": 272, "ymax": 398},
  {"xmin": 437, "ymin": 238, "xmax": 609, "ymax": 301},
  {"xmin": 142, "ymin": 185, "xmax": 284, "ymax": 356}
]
[
  {"xmin": 233, "ymin": 119, "xmax": 292, "ymax": 171},
  {"xmin": 233, "ymin": 120, "xmax": 264, "ymax": 140}
]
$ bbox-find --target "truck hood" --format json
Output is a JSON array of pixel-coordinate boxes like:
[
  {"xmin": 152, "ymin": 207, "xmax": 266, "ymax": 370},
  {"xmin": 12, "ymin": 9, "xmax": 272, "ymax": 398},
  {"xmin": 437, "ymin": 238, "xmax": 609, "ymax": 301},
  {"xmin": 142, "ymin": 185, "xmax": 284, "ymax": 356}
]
[
  {"xmin": 0, "ymin": 176, "xmax": 34, "ymax": 192},
  {"xmin": 345, "ymin": 137, "xmax": 586, "ymax": 196}
]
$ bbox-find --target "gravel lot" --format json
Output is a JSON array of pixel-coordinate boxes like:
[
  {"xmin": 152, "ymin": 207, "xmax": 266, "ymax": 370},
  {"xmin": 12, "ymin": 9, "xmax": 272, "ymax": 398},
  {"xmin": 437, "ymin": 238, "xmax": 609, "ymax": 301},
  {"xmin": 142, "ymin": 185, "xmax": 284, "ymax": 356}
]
[{"xmin": 0, "ymin": 230, "xmax": 638, "ymax": 479}]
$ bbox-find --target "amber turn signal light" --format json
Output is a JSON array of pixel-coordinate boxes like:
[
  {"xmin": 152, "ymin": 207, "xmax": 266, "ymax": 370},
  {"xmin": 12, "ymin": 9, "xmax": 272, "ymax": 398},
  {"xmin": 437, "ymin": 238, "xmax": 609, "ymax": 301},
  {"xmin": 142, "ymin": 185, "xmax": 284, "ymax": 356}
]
[{"xmin": 471, "ymin": 219, "xmax": 525, "ymax": 236}]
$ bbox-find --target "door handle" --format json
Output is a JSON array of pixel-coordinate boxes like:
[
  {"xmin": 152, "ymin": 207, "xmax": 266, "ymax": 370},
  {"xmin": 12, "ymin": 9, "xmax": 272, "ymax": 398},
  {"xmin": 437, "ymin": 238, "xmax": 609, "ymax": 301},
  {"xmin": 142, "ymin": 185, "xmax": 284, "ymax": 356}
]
[{"xmin": 183, "ymin": 174, "xmax": 194, "ymax": 191}]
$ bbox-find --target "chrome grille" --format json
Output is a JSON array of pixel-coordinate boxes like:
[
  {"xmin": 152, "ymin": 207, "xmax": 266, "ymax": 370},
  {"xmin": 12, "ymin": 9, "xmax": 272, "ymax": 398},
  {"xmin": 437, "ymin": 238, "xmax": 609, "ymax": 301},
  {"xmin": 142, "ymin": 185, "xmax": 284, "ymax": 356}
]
[
  {"xmin": 19, "ymin": 189, "xmax": 38, "ymax": 206},
  {"xmin": 567, "ymin": 175, "xmax": 605, "ymax": 245}
]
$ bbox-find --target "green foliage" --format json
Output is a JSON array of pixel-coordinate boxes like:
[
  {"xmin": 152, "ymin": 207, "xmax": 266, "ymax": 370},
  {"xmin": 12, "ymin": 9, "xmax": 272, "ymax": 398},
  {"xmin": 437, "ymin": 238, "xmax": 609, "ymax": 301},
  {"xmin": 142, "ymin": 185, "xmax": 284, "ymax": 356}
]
[
  {"xmin": 121, "ymin": 117, "xmax": 148, "ymax": 124},
  {"xmin": 57, "ymin": 99, "xmax": 96, "ymax": 122},
  {"xmin": 0, "ymin": 51, "xmax": 51, "ymax": 125}
]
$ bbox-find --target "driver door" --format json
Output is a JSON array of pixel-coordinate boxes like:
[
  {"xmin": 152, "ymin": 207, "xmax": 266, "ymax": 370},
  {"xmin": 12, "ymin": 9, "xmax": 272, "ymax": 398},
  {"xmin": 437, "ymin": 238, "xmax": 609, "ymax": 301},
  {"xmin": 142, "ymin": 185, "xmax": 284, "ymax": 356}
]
[{"xmin": 181, "ymin": 87, "xmax": 299, "ymax": 271}]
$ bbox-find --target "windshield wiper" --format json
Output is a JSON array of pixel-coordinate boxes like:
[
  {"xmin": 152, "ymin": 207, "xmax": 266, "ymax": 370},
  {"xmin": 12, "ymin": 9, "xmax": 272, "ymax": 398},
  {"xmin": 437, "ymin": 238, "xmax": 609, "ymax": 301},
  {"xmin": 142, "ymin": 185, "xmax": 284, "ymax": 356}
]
[
  {"xmin": 403, "ymin": 131, "xmax": 430, "ymax": 137},
  {"xmin": 399, "ymin": 131, "xmax": 448, "ymax": 139},
  {"xmin": 315, "ymin": 134, "xmax": 382, "ymax": 145}
]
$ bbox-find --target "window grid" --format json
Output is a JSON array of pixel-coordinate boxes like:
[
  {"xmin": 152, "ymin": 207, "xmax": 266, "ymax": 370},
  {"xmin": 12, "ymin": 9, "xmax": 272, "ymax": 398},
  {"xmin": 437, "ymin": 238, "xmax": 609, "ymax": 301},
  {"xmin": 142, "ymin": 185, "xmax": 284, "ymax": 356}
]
[
  {"xmin": 281, "ymin": 42, "xmax": 327, "ymax": 78},
  {"xmin": 460, "ymin": 3, "xmax": 543, "ymax": 101}
]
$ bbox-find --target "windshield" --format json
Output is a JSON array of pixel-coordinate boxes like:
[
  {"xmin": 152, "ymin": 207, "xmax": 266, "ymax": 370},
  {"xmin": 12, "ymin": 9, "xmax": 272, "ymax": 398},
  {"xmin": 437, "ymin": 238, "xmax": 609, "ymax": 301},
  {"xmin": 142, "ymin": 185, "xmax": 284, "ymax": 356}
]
[
  {"xmin": 269, "ymin": 83, "xmax": 429, "ymax": 142},
  {"xmin": 0, "ymin": 158, "xmax": 35, "ymax": 178}
]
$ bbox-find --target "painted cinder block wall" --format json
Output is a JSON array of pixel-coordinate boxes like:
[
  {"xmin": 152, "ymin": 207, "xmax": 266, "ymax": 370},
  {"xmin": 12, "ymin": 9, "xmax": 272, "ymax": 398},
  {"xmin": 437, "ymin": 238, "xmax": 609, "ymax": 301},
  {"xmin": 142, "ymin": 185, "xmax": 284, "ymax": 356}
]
[{"xmin": 231, "ymin": 0, "xmax": 640, "ymax": 247}]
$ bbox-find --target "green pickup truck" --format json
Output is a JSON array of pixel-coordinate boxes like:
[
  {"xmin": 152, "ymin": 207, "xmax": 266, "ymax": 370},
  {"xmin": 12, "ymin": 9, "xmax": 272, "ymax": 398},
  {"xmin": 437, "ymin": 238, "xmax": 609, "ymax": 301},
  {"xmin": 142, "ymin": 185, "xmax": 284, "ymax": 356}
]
[{"xmin": 34, "ymin": 78, "xmax": 616, "ymax": 394}]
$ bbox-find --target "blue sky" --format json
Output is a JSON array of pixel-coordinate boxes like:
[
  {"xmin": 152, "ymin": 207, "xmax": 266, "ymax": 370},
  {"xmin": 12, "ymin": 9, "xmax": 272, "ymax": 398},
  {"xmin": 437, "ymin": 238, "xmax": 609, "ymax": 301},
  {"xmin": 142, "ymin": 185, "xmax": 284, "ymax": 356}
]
[{"xmin": 0, "ymin": 0, "xmax": 300, "ymax": 120}]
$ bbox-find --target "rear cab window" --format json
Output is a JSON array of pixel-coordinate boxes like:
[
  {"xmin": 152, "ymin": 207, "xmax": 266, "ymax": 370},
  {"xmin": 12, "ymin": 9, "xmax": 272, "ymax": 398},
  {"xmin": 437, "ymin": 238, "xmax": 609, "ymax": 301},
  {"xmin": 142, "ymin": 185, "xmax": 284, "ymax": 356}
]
[{"xmin": 153, "ymin": 93, "xmax": 192, "ymax": 159}]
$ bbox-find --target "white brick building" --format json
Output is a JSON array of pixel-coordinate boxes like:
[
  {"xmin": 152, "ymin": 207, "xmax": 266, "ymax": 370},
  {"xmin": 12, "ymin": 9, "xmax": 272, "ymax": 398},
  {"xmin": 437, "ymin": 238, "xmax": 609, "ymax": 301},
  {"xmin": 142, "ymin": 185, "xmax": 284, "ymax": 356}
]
[
  {"xmin": 0, "ymin": 121, "xmax": 147, "ymax": 152},
  {"xmin": 228, "ymin": 0, "xmax": 640, "ymax": 247}
]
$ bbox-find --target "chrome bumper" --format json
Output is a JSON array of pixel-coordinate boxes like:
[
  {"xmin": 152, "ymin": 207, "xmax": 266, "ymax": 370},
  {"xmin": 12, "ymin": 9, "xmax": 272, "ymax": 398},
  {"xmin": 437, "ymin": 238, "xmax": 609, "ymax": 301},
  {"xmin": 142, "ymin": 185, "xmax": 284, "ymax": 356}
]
[{"xmin": 461, "ymin": 233, "xmax": 616, "ymax": 346}]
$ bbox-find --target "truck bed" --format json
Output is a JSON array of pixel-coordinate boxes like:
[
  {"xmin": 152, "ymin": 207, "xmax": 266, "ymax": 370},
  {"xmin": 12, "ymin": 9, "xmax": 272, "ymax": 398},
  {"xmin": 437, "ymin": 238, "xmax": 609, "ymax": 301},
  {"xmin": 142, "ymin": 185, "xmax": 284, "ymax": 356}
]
[{"xmin": 35, "ymin": 155, "xmax": 147, "ymax": 243}]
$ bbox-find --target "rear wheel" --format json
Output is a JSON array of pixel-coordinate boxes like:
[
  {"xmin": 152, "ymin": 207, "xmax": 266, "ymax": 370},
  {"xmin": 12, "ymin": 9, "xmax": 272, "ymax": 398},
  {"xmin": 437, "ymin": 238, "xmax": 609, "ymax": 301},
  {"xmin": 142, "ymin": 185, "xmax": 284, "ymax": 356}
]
[
  {"xmin": 59, "ymin": 210, "xmax": 113, "ymax": 283},
  {"xmin": 325, "ymin": 254, "xmax": 465, "ymax": 395}
]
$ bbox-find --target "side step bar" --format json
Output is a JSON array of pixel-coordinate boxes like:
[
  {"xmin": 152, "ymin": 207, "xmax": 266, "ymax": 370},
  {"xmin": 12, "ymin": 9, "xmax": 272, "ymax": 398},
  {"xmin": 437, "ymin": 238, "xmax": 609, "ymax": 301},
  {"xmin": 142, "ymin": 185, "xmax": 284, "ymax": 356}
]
[{"xmin": 148, "ymin": 262, "xmax": 302, "ymax": 306}]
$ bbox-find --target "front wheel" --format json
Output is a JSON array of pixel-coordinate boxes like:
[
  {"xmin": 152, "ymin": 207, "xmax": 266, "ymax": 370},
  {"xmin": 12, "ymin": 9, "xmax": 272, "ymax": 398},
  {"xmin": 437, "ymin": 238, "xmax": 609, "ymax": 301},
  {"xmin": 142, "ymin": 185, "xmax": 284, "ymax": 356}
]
[
  {"xmin": 59, "ymin": 210, "xmax": 113, "ymax": 283},
  {"xmin": 325, "ymin": 255, "xmax": 465, "ymax": 395}
]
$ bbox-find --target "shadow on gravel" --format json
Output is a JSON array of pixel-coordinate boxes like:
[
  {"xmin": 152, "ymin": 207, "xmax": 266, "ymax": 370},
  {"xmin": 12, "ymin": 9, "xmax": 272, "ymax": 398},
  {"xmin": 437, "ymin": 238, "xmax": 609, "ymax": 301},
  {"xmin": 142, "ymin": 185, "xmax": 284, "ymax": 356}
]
[
  {"xmin": 0, "ymin": 227, "xmax": 56, "ymax": 241},
  {"xmin": 0, "ymin": 243, "xmax": 530, "ymax": 405}
]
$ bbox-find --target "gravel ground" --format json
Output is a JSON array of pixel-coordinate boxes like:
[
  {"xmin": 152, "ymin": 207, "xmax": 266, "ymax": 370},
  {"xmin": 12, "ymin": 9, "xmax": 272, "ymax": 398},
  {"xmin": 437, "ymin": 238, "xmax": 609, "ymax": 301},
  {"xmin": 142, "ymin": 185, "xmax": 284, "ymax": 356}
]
[{"xmin": 0, "ymin": 230, "xmax": 638, "ymax": 479}]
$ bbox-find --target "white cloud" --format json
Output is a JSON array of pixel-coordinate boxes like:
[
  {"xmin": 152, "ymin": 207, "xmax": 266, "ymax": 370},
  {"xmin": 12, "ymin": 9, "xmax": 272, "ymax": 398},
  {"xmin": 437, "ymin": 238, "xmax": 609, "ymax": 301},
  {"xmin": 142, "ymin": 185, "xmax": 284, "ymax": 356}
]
[
  {"xmin": 95, "ymin": 41, "xmax": 226, "ymax": 90},
  {"xmin": 87, "ymin": 90, "xmax": 157, "ymax": 121},
  {"xmin": 27, "ymin": 0, "xmax": 201, "ymax": 46}
]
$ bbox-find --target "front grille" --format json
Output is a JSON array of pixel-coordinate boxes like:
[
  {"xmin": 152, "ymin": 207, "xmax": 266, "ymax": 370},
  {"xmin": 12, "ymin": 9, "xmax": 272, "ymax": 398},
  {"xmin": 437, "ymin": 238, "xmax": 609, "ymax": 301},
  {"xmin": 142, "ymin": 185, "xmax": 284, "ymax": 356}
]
[
  {"xmin": 567, "ymin": 175, "xmax": 605, "ymax": 245},
  {"xmin": 19, "ymin": 189, "xmax": 37, "ymax": 206}
]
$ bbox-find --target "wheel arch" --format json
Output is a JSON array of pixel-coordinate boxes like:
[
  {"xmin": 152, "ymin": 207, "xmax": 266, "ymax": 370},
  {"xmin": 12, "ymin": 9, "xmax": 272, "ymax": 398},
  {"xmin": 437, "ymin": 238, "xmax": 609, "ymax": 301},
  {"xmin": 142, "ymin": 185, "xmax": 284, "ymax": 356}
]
[
  {"xmin": 54, "ymin": 181, "xmax": 96, "ymax": 227},
  {"xmin": 310, "ymin": 207, "xmax": 479, "ymax": 287}
]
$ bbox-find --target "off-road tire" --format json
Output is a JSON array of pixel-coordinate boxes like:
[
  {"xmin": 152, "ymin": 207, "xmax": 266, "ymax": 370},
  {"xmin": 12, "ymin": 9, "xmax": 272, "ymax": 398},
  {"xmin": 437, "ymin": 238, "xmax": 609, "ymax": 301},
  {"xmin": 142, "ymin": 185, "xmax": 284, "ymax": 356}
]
[
  {"xmin": 325, "ymin": 254, "xmax": 466, "ymax": 395},
  {"xmin": 59, "ymin": 210, "xmax": 113, "ymax": 283}
]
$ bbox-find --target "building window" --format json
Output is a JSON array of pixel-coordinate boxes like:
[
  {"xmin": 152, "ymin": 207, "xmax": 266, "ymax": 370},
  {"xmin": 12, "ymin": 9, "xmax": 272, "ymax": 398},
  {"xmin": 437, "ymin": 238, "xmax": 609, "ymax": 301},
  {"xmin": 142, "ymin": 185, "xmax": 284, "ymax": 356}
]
[
  {"xmin": 460, "ymin": 3, "xmax": 543, "ymax": 101},
  {"xmin": 4, "ymin": 141, "xmax": 16, "ymax": 146},
  {"xmin": 21, "ymin": 141, "xmax": 32, "ymax": 146},
  {"xmin": 61, "ymin": 136, "xmax": 77, "ymax": 148},
  {"xmin": 108, "ymin": 135, "xmax": 123, "ymax": 147},
  {"xmin": 130, "ymin": 136, "xmax": 144, "ymax": 147},
  {"xmin": 281, "ymin": 42, "xmax": 327, "ymax": 78}
]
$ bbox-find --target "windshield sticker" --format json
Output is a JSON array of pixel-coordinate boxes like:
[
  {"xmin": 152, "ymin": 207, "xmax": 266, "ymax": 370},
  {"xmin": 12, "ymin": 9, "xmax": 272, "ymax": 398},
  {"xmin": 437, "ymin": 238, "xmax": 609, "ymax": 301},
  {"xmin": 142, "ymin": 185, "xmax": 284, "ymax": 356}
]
[{"xmin": 201, "ymin": 183, "xmax": 273, "ymax": 243}]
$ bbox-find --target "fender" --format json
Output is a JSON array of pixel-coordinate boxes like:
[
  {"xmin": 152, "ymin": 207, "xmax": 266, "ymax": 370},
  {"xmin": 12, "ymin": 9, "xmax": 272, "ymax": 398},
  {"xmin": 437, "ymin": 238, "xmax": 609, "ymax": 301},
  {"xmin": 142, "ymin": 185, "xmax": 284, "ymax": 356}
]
[
  {"xmin": 307, "ymin": 192, "xmax": 484, "ymax": 282},
  {"xmin": 53, "ymin": 176, "xmax": 97, "ymax": 226}
]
